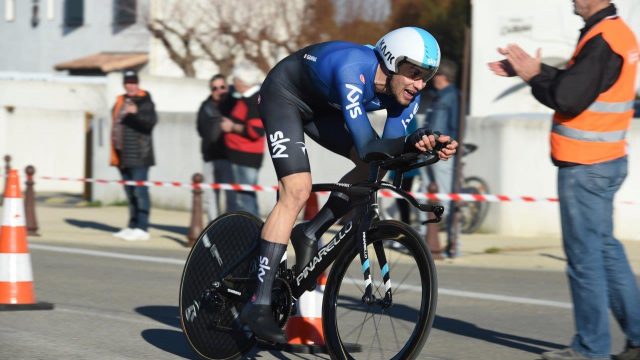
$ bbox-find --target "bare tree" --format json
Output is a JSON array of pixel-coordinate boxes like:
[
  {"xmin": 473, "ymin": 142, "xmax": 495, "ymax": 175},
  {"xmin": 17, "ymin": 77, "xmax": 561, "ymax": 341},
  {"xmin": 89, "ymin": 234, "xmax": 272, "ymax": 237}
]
[
  {"xmin": 141, "ymin": 0, "xmax": 338, "ymax": 77},
  {"xmin": 140, "ymin": 0, "xmax": 389, "ymax": 77}
]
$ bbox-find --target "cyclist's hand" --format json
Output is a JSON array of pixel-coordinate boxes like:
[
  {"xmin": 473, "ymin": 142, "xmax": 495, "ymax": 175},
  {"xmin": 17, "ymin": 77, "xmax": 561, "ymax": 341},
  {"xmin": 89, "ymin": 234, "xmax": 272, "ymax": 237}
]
[
  {"xmin": 435, "ymin": 135, "xmax": 458, "ymax": 161},
  {"xmin": 404, "ymin": 127, "xmax": 433, "ymax": 153}
]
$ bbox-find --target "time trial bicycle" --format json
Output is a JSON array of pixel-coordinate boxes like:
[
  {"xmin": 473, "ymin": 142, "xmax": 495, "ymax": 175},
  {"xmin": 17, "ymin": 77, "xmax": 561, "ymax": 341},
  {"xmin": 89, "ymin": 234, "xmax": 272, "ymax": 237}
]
[{"xmin": 179, "ymin": 150, "xmax": 445, "ymax": 360}]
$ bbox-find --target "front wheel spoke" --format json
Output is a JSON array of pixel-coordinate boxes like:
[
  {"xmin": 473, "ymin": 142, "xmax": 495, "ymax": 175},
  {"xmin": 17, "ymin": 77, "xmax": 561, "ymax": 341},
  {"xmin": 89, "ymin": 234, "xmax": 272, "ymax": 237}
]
[
  {"xmin": 335, "ymin": 289, "xmax": 370, "ymax": 321},
  {"xmin": 391, "ymin": 266, "xmax": 417, "ymax": 298},
  {"xmin": 366, "ymin": 313, "xmax": 385, "ymax": 358},
  {"xmin": 340, "ymin": 305, "xmax": 376, "ymax": 342},
  {"xmin": 345, "ymin": 270, "xmax": 366, "ymax": 294},
  {"xmin": 356, "ymin": 308, "xmax": 377, "ymax": 343}
]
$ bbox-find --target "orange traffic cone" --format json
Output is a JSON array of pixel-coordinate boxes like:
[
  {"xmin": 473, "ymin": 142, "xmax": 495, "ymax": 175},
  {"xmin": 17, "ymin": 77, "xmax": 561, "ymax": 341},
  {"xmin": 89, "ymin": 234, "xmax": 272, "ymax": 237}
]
[
  {"xmin": 303, "ymin": 192, "xmax": 319, "ymax": 221},
  {"xmin": 0, "ymin": 169, "xmax": 53, "ymax": 310},
  {"xmin": 285, "ymin": 271, "xmax": 326, "ymax": 349}
]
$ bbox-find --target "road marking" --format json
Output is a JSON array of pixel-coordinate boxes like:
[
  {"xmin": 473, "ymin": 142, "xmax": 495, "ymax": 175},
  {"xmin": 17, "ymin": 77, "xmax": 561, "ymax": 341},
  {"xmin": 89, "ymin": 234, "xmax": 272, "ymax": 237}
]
[
  {"xmin": 31, "ymin": 244, "xmax": 572, "ymax": 309},
  {"xmin": 30, "ymin": 244, "xmax": 185, "ymax": 265},
  {"xmin": 344, "ymin": 276, "xmax": 573, "ymax": 309},
  {"xmin": 438, "ymin": 288, "xmax": 572, "ymax": 309},
  {"xmin": 56, "ymin": 306, "xmax": 162, "ymax": 326}
]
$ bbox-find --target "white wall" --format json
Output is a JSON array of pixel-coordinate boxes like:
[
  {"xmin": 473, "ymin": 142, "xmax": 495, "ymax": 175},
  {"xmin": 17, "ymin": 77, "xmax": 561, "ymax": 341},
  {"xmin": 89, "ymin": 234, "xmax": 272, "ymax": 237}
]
[
  {"xmin": 471, "ymin": 0, "xmax": 640, "ymax": 117},
  {"xmin": 0, "ymin": 107, "xmax": 85, "ymax": 192},
  {"xmin": 0, "ymin": 75, "xmax": 106, "ymax": 192},
  {"xmin": 464, "ymin": 114, "xmax": 640, "ymax": 241}
]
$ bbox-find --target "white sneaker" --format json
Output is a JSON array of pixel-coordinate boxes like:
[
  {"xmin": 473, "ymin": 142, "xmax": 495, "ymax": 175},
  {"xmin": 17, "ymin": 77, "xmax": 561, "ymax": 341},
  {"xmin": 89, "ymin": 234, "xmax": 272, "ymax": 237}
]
[
  {"xmin": 113, "ymin": 228, "xmax": 134, "ymax": 239},
  {"xmin": 121, "ymin": 228, "xmax": 151, "ymax": 241}
]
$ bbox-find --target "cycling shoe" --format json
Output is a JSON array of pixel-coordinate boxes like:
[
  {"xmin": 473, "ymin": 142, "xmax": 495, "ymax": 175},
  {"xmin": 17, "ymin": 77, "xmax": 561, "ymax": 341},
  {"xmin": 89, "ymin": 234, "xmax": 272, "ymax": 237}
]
[
  {"xmin": 240, "ymin": 303, "xmax": 287, "ymax": 343},
  {"xmin": 291, "ymin": 222, "xmax": 317, "ymax": 272}
]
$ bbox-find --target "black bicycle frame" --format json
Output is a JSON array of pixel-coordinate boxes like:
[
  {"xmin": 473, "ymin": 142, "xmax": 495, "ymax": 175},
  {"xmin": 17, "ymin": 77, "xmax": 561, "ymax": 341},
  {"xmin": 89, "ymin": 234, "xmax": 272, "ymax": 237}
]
[
  {"xmin": 288, "ymin": 183, "xmax": 369, "ymax": 299},
  {"xmin": 288, "ymin": 180, "xmax": 442, "ymax": 300}
]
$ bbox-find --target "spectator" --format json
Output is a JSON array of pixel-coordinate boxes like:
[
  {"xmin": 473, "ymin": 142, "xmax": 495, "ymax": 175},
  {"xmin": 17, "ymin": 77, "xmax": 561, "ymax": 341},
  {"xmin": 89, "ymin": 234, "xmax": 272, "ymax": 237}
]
[
  {"xmin": 110, "ymin": 70, "xmax": 157, "ymax": 241},
  {"xmin": 196, "ymin": 74, "xmax": 236, "ymax": 221},
  {"xmin": 221, "ymin": 62, "xmax": 266, "ymax": 216},
  {"xmin": 489, "ymin": 1, "xmax": 640, "ymax": 359},
  {"xmin": 418, "ymin": 59, "xmax": 460, "ymax": 257}
]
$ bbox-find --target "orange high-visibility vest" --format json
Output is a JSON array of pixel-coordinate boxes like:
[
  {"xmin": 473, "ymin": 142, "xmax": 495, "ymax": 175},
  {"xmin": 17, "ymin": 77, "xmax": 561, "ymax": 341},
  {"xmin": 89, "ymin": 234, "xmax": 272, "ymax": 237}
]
[
  {"xmin": 551, "ymin": 16, "xmax": 639, "ymax": 165},
  {"xmin": 110, "ymin": 90, "xmax": 147, "ymax": 167}
]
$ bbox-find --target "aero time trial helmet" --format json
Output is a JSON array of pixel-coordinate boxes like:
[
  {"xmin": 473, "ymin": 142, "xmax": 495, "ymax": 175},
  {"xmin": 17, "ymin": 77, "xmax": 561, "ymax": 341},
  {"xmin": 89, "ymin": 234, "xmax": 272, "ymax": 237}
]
[{"xmin": 375, "ymin": 27, "xmax": 441, "ymax": 81}]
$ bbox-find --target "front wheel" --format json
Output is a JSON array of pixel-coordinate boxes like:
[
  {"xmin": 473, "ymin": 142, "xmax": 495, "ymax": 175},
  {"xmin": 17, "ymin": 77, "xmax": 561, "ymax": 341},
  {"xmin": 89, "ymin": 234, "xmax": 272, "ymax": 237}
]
[{"xmin": 322, "ymin": 220, "xmax": 438, "ymax": 359}]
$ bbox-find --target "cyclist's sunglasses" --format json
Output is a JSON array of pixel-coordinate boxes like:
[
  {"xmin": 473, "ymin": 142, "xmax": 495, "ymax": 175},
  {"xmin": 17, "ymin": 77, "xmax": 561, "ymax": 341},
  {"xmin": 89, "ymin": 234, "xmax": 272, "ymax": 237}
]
[{"xmin": 398, "ymin": 59, "xmax": 438, "ymax": 82}]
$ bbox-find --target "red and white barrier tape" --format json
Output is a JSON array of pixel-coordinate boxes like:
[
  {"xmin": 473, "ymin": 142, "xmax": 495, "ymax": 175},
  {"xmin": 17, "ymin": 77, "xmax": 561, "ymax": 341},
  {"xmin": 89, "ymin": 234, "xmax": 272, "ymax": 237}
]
[
  {"xmin": 40, "ymin": 176, "xmax": 279, "ymax": 192},
  {"xmin": 35, "ymin": 175, "xmax": 638, "ymax": 205}
]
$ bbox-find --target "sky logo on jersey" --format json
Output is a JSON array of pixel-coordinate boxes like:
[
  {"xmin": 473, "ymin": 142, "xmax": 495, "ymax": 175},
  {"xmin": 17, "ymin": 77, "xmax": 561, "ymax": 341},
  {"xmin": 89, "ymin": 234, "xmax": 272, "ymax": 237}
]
[
  {"xmin": 269, "ymin": 131, "xmax": 290, "ymax": 158},
  {"xmin": 345, "ymin": 84, "xmax": 363, "ymax": 119},
  {"xmin": 401, "ymin": 103, "xmax": 419, "ymax": 130}
]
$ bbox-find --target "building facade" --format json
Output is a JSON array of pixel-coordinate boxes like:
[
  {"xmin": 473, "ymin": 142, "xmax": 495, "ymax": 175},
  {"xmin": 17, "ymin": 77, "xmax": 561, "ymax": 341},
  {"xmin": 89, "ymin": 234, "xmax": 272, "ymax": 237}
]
[{"xmin": 0, "ymin": 0, "xmax": 152, "ymax": 75}]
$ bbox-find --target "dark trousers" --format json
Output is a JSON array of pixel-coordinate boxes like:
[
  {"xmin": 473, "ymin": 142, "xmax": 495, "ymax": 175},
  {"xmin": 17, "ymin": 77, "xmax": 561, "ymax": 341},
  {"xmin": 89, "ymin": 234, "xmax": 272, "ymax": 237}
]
[{"xmin": 120, "ymin": 167, "xmax": 150, "ymax": 231}]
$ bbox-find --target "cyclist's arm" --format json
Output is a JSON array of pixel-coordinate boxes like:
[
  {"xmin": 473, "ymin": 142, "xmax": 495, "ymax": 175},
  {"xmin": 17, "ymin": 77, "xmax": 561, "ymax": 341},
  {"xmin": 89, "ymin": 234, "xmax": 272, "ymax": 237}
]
[
  {"xmin": 336, "ymin": 76, "xmax": 406, "ymax": 159},
  {"xmin": 334, "ymin": 60, "xmax": 404, "ymax": 159}
]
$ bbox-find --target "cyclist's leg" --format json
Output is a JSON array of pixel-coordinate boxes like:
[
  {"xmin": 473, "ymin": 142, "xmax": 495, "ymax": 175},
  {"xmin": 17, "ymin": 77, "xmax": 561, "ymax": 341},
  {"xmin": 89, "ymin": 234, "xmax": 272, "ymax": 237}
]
[{"xmin": 240, "ymin": 73, "xmax": 312, "ymax": 343}]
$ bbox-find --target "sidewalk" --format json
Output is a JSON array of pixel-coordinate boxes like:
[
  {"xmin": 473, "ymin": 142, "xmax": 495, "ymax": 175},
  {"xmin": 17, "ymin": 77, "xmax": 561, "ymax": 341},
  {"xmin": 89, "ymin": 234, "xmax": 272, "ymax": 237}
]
[{"xmin": 26, "ymin": 194, "xmax": 640, "ymax": 274}]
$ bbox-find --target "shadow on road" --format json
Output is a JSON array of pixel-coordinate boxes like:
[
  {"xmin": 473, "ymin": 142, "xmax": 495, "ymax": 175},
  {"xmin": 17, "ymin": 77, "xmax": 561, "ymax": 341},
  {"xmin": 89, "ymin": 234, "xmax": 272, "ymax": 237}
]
[
  {"xmin": 336, "ymin": 294, "xmax": 564, "ymax": 355},
  {"xmin": 161, "ymin": 234, "xmax": 190, "ymax": 247},
  {"xmin": 136, "ymin": 305, "xmax": 197, "ymax": 359},
  {"xmin": 150, "ymin": 223, "xmax": 188, "ymax": 235},
  {"xmin": 141, "ymin": 329, "xmax": 195, "ymax": 359},
  {"xmin": 64, "ymin": 218, "xmax": 119, "ymax": 233},
  {"xmin": 135, "ymin": 305, "xmax": 180, "ymax": 328},
  {"xmin": 434, "ymin": 315, "xmax": 565, "ymax": 354}
]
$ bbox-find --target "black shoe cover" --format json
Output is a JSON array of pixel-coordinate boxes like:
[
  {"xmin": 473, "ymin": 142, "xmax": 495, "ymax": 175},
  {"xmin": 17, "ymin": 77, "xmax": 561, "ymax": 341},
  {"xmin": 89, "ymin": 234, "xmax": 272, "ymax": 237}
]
[
  {"xmin": 291, "ymin": 223, "xmax": 317, "ymax": 272},
  {"xmin": 240, "ymin": 303, "xmax": 287, "ymax": 344}
]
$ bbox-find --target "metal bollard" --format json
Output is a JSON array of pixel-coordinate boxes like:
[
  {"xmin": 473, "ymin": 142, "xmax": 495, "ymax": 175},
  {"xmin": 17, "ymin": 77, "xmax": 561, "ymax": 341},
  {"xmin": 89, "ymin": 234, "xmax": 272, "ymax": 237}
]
[
  {"xmin": 24, "ymin": 165, "xmax": 39, "ymax": 236},
  {"xmin": 425, "ymin": 181, "xmax": 444, "ymax": 260},
  {"xmin": 186, "ymin": 173, "xmax": 204, "ymax": 247}
]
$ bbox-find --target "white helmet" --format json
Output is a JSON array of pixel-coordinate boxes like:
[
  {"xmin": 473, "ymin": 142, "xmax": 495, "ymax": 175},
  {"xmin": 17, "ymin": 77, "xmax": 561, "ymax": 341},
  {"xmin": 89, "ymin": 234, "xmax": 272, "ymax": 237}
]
[{"xmin": 375, "ymin": 27, "xmax": 441, "ymax": 81}]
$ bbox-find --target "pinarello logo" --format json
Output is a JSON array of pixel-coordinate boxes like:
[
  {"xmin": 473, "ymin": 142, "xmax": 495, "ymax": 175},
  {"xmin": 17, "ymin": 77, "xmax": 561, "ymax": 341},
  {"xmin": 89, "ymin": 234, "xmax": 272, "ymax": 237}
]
[{"xmin": 359, "ymin": 74, "xmax": 365, "ymax": 84}]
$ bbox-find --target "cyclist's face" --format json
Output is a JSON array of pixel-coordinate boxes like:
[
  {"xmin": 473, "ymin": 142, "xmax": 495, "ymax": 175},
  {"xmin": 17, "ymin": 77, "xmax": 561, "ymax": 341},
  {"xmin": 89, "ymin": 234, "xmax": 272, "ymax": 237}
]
[{"xmin": 390, "ymin": 62, "xmax": 428, "ymax": 106}]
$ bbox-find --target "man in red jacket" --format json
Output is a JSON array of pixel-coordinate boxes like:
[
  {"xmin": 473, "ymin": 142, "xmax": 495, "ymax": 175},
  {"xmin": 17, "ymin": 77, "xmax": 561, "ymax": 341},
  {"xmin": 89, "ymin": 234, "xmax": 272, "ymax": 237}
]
[{"xmin": 221, "ymin": 62, "xmax": 266, "ymax": 216}]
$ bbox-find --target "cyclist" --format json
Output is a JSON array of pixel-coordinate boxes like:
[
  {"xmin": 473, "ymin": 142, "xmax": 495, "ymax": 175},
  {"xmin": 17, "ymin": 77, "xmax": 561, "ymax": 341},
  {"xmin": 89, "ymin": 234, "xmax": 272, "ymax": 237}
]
[{"xmin": 240, "ymin": 27, "xmax": 459, "ymax": 343}]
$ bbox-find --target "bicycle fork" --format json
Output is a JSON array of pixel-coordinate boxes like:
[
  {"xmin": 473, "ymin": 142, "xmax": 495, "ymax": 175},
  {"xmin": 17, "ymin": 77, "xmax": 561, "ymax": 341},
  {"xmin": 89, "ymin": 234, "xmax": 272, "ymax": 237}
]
[{"xmin": 356, "ymin": 200, "xmax": 392, "ymax": 308}]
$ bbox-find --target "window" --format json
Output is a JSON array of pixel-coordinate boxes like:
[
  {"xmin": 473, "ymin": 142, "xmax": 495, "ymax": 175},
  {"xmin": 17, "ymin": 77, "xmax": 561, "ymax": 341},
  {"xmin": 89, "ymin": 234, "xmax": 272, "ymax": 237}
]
[
  {"xmin": 5, "ymin": 0, "xmax": 15, "ymax": 21},
  {"xmin": 114, "ymin": 0, "xmax": 136, "ymax": 26},
  {"xmin": 64, "ymin": 0, "xmax": 83, "ymax": 27}
]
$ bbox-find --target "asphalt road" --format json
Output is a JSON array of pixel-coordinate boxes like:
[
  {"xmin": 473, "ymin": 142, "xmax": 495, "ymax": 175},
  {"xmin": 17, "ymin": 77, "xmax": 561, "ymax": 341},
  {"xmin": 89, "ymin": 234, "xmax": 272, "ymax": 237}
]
[{"xmin": 0, "ymin": 242, "xmax": 631, "ymax": 360}]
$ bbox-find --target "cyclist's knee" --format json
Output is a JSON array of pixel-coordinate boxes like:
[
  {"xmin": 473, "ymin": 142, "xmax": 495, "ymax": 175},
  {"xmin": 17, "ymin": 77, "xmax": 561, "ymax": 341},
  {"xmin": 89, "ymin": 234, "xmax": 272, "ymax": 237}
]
[{"xmin": 278, "ymin": 173, "xmax": 311, "ymax": 209}]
